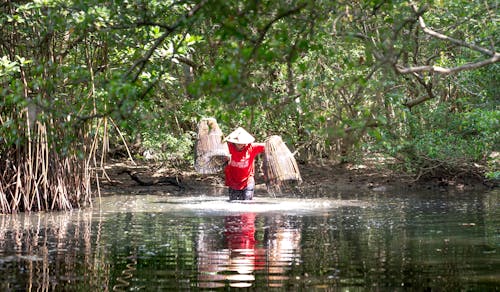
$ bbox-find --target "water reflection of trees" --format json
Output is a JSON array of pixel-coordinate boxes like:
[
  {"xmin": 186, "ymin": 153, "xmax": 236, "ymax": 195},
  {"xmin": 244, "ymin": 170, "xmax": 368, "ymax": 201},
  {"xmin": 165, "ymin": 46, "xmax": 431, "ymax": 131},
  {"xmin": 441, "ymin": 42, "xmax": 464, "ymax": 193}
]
[
  {"xmin": 0, "ymin": 210, "xmax": 108, "ymax": 291},
  {"xmin": 0, "ymin": 191, "xmax": 497, "ymax": 290},
  {"xmin": 296, "ymin": 193, "xmax": 500, "ymax": 290},
  {"xmin": 105, "ymin": 193, "xmax": 498, "ymax": 290}
]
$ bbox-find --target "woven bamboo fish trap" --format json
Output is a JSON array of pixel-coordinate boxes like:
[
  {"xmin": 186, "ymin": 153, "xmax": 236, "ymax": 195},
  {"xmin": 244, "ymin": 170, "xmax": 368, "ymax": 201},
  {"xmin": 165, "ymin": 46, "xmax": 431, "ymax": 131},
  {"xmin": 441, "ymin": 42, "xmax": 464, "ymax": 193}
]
[
  {"xmin": 263, "ymin": 135, "xmax": 302, "ymax": 195},
  {"xmin": 194, "ymin": 118, "xmax": 230, "ymax": 174}
]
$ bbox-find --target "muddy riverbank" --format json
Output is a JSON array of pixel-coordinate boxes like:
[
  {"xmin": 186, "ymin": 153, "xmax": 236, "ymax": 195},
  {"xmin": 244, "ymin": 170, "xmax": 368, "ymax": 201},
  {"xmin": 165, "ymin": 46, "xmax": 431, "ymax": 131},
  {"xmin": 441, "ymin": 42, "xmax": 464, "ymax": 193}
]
[{"xmin": 97, "ymin": 159, "xmax": 495, "ymax": 197}]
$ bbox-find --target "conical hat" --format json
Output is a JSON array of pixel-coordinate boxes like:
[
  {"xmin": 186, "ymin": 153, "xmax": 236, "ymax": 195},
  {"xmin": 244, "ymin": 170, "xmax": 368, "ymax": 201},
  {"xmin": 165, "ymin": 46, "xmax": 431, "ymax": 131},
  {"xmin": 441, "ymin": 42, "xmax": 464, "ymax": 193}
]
[{"xmin": 225, "ymin": 127, "xmax": 255, "ymax": 144}]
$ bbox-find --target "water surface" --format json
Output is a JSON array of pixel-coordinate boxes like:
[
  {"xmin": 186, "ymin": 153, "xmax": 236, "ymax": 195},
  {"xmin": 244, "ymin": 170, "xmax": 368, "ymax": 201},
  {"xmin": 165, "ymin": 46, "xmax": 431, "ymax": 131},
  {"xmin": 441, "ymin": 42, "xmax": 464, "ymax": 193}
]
[{"xmin": 0, "ymin": 189, "xmax": 498, "ymax": 291}]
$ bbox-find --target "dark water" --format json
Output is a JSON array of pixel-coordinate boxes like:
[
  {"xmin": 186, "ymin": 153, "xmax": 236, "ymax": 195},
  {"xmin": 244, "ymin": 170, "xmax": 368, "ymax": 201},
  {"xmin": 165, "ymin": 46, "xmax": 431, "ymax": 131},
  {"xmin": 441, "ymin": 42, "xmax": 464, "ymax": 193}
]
[{"xmin": 0, "ymin": 189, "xmax": 498, "ymax": 291}]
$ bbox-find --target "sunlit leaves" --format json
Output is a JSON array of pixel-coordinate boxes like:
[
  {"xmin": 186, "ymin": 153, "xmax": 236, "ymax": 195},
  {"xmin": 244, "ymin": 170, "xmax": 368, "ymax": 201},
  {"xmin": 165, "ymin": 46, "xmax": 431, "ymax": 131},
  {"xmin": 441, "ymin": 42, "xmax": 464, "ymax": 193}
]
[{"xmin": 0, "ymin": 56, "xmax": 21, "ymax": 77}]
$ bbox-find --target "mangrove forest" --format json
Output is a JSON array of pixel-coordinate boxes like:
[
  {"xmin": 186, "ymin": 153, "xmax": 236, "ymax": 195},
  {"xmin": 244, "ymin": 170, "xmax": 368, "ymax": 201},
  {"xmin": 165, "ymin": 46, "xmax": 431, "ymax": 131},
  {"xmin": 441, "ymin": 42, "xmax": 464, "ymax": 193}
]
[{"xmin": 1, "ymin": 0, "xmax": 499, "ymax": 213}]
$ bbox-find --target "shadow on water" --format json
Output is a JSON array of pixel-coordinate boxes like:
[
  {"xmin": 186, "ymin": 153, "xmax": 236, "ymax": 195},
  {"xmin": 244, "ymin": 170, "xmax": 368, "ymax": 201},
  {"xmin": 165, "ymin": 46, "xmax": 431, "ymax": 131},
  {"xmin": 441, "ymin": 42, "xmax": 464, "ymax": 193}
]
[{"xmin": 0, "ymin": 188, "xmax": 499, "ymax": 291}]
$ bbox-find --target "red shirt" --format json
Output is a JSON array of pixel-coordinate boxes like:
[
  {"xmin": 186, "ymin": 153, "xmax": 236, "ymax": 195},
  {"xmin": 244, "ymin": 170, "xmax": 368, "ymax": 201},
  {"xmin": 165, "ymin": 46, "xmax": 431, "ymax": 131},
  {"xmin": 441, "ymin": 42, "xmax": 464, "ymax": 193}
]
[{"xmin": 224, "ymin": 143, "xmax": 265, "ymax": 190}]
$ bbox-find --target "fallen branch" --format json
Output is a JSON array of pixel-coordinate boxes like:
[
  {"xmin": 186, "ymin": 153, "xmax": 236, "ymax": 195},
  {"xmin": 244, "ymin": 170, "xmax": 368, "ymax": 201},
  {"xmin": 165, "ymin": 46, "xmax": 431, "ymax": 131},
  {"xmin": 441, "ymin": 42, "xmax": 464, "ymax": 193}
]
[{"xmin": 121, "ymin": 169, "xmax": 183, "ymax": 189}]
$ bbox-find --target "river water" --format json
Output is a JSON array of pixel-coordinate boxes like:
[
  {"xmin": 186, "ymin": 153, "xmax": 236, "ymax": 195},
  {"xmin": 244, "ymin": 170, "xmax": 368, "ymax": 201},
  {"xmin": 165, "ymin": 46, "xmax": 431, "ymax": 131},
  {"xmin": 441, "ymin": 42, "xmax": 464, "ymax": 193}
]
[{"xmin": 0, "ymin": 188, "xmax": 498, "ymax": 291}]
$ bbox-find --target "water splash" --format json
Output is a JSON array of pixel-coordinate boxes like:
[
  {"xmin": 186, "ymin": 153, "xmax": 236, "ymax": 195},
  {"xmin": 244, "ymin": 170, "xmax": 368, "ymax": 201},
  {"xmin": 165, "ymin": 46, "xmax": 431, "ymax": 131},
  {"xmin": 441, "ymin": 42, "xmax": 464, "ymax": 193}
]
[{"xmin": 95, "ymin": 195, "xmax": 367, "ymax": 215}]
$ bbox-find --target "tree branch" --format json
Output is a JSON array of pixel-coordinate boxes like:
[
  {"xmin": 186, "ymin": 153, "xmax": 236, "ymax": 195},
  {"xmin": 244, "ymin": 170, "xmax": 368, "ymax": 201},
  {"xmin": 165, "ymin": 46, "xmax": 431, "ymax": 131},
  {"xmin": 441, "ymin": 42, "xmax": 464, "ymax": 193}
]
[
  {"xmin": 174, "ymin": 56, "xmax": 200, "ymax": 70},
  {"xmin": 414, "ymin": 5, "xmax": 494, "ymax": 57},
  {"xmin": 395, "ymin": 54, "xmax": 500, "ymax": 75},
  {"xmin": 403, "ymin": 71, "xmax": 435, "ymax": 109},
  {"xmin": 395, "ymin": 3, "xmax": 499, "ymax": 75},
  {"xmin": 248, "ymin": 3, "xmax": 308, "ymax": 61},
  {"xmin": 124, "ymin": 0, "xmax": 208, "ymax": 82},
  {"xmin": 404, "ymin": 95, "xmax": 433, "ymax": 109}
]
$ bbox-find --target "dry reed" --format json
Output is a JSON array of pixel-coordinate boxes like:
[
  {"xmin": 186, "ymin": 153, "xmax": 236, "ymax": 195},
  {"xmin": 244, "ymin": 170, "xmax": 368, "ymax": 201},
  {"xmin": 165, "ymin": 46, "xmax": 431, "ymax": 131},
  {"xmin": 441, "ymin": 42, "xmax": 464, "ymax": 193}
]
[
  {"xmin": 194, "ymin": 118, "xmax": 230, "ymax": 174},
  {"xmin": 0, "ymin": 110, "xmax": 94, "ymax": 214},
  {"xmin": 263, "ymin": 135, "xmax": 302, "ymax": 195}
]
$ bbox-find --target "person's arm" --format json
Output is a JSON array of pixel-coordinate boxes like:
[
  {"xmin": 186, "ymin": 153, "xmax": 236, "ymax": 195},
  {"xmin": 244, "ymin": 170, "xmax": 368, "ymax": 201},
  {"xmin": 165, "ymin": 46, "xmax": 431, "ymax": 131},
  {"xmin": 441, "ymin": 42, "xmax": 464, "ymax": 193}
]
[{"xmin": 252, "ymin": 143, "xmax": 265, "ymax": 154}]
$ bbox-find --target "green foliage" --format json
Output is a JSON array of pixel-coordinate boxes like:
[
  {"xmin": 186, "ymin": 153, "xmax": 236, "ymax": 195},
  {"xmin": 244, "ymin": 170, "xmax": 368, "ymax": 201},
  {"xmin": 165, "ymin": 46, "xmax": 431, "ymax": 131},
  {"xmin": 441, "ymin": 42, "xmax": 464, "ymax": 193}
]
[
  {"xmin": 141, "ymin": 131, "xmax": 194, "ymax": 165},
  {"xmin": 380, "ymin": 102, "xmax": 499, "ymax": 178},
  {"xmin": 1, "ymin": 0, "xmax": 498, "ymax": 187}
]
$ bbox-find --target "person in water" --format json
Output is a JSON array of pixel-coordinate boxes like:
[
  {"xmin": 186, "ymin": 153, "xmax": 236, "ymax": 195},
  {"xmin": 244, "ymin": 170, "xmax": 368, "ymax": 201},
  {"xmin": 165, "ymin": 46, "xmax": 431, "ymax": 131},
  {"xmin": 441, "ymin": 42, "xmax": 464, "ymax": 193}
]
[{"xmin": 224, "ymin": 127, "xmax": 265, "ymax": 201}]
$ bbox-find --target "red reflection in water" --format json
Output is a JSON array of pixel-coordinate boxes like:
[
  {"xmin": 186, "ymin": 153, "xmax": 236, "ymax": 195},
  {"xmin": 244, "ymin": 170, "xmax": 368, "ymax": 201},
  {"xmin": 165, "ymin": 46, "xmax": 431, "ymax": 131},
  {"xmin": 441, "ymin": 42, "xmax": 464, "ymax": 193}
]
[
  {"xmin": 224, "ymin": 213, "xmax": 263, "ymax": 288},
  {"xmin": 225, "ymin": 213, "xmax": 256, "ymax": 251},
  {"xmin": 197, "ymin": 213, "xmax": 301, "ymax": 289},
  {"xmin": 197, "ymin": 213, "xmax": 263, "ymax": 288}
]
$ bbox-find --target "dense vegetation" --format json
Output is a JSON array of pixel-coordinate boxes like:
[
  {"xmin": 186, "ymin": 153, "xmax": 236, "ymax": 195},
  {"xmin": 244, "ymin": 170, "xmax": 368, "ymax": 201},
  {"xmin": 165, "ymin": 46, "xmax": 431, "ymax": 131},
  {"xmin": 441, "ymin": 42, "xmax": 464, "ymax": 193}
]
[{"xmin": 1, "ymin": 0, "xmax": 498, "ymax": 213}]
